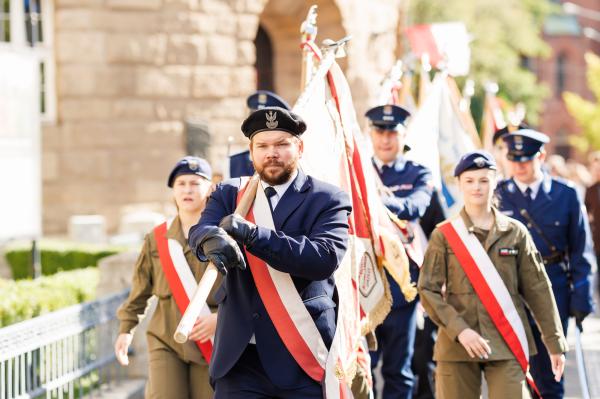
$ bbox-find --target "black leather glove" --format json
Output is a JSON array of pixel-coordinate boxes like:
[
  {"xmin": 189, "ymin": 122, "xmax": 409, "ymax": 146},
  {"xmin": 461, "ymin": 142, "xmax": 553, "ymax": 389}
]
[
  {"xmin": 571, "ymin": 310, "xmax": 589, "ymax": 331},
  {"xmin": 199, "ymin": 226, "xmax": 246, "ymax": 275},
  {"xmin": 219, "ymin": 214, "xmax": 258, "ymax": 247}
]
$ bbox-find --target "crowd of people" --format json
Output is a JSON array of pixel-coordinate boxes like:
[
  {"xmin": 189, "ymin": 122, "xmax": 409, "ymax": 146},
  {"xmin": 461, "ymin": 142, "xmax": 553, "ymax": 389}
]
[{"xmin": 112, "ymin": 90, "xmax": 597, "ymax": 399}]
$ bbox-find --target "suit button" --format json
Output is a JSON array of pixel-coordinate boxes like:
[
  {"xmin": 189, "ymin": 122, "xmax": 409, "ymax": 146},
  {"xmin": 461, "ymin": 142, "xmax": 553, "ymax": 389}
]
[{"xmin": 252, "ymin": 313, "xmax": 260, "ymax": 320}]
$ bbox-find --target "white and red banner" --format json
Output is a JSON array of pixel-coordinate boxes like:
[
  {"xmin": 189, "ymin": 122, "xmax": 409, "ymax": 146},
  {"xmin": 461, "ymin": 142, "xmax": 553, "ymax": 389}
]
[
  {"xmin": 154, "ymin": 220, "xmax": 213, "ymax": 363},
  {"xmin": 439, "ymin": 217, "xmax": 540, "ymax": 396},
  {"xmin": 481, "ymin": 86, "xmax": 507, "ymax": 151},
  {"xmin": 405, "ymin": 22, "xmax": 471, "ymax": 77}
]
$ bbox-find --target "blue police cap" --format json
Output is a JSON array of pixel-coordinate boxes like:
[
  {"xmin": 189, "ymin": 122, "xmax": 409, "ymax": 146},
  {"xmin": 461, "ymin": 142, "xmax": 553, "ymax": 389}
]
[
  {"xmin": 246, "ymin": 90, "xmax": 291, "ymax": 111},
  {"xmin": 492, "ymin": 122, "xmax": 529, "ymax": 144},
  {"xmin": 167, "ymin": 156, "xmax": 212, "ymax": 187},
  {"xmin": 241, "ymin": 106, "xmax": 306, "ymax": 139},
  {"xmin": 454, "ymin": 150, "xmax": 497, "ymax": 177},
  {"xmin": 502, "ymin": 129, "xmax": 550, "ymax": 162},
  {"xmin": 365, "ymin": 104, "xmax": 411, "ymax": 129}
]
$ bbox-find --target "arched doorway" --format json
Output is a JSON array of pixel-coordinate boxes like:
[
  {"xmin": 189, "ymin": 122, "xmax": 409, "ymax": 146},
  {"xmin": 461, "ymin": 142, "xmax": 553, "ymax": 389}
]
[
  {"xmin": 254, "ymin": 25, "xmax": 275, "ymax": 92},
  {"xmin": 255, "ymin": 0, "xmax": 347, "ymax": 105}
]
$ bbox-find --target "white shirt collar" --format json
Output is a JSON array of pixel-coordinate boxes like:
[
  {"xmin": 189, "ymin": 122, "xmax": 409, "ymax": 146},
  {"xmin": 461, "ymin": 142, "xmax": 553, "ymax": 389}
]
[
  {"xmin": 260, "ymin": 169, "xmax": 298, "ymax": 208},
  {"xmin": 373, "ymin": 156, "xmax": 397, "ymax": 172},
  {"xmin": 514, "ymin": 175, "xmax": 544, "ymax": 199}
]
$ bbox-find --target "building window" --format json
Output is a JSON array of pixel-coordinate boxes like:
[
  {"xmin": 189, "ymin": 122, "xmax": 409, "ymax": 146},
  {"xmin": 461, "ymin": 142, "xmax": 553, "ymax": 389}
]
[
  {"xmin": 556, "ymin": 53, "xmax": 566, "ymax": 97},
  {"xmin": 0, "ymin": 0, "xmax": 55, "ymax": 122}
]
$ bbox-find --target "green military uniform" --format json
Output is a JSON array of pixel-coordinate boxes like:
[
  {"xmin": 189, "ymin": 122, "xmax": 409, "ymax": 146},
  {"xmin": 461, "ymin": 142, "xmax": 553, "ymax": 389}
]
[
  {"xmin": 117, "ymin": 216, "xmax": 222, "ymax": 399},
  {"xmin": 417, "ymin": 208, "xmax": 568, "ymax": 399}
]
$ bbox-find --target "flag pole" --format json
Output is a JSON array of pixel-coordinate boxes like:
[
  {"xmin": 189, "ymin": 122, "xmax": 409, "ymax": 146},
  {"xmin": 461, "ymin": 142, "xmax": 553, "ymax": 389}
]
[{"xmin": 300, "ymin": 5, "xmax": 318, "ymax": 90}]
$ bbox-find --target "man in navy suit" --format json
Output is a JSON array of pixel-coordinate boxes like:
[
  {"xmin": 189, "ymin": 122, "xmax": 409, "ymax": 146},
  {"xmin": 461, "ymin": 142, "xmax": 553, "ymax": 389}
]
[
  {"xmin": 365, "ymin": 104, "xmax": 438, "ymax": 399},
  {"xmin": 229, "ymin": 91, "xmax": 291, "ymax": 178},
  {"xmin": 495, "ymin": 129, "xmax": 595, "ymax": 399},
  {"xmin": 189, "ymin": 106, "xmax": 352, "ymax": 398}
]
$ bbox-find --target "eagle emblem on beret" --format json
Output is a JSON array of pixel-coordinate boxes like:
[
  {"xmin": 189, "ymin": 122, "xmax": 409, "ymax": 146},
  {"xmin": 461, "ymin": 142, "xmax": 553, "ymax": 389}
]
[
  {"xmin": 266, "ymin": 111, "xmax": 278, "ymax": 129},
  {"xmin": 474, "ymin": 157, "xmax": 486, "ymax": 167},
  {"xmin": 187, "ymin": 159, "xmax": 199, "ymax": 171}
]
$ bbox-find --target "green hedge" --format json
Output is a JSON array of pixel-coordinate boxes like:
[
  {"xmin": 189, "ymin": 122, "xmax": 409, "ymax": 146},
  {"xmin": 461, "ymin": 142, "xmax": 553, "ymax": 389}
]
[
  {"xmin": 4, "ymin": 240, "xmax": 124, "ymax": 279},
  {"xmin": 0, "ymin": 267, "xmax": 99, "ymax": 327}
]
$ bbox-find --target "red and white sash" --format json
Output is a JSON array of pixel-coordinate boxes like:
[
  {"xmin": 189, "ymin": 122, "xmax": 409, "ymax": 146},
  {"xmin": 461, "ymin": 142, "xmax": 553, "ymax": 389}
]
[
  {"xmin": 154, "ymin": 220, "xmax": 213, "ymax": 364},
  {"xmin": 439, "ymin": 217, "xmax": 541, "ymax": 397},
  {"xmin": 237, "ymin": 180, "xmax": 352, "ymax": 398}
]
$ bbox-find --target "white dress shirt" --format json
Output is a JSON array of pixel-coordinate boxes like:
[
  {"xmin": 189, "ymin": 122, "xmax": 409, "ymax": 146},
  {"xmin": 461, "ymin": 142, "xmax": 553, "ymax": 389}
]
[
  {"xmin": 260, "ymin": 169, "xmax": 298, "ymax": 210},
  {"xmin": 514, "ymin": 175, "xmax": 544, "ymax": 200}
]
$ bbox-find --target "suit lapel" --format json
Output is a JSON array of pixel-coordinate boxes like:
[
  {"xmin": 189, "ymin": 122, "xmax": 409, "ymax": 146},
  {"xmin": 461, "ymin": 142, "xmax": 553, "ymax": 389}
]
[{"xmin": 272, "ymin": 170, "xmax": 311, "ymax": 230}]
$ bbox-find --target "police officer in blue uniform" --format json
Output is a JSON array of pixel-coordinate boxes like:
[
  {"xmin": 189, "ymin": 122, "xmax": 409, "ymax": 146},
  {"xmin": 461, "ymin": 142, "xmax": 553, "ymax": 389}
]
[
  {"xmin": 365, "ymin": 104, "xmax": 437, "ymax": 399},
  {"xmin": 229, "ymin": 91, "xmax": 291, "ymax": 178},
  {"xmin": 189, "ymin": 106, "xmax": 352, "ymax": 398},
  {"xmin": 491, "ymin": 122, "xmax": 529, "ymax": 178},
  {"xmin": 495, "ymin": 129, "xmax": 595, "ymax": 399}
]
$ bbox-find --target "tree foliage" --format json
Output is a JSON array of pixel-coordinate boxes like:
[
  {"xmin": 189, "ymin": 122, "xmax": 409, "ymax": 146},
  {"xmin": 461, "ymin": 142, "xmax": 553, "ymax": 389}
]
[
  {"xmin": 563, "ymin": 52, "xmax": 600, "ymax": 152},
  {"xmin": 408, "ymin": 0, "xmax": 554, "ymax": 126}
]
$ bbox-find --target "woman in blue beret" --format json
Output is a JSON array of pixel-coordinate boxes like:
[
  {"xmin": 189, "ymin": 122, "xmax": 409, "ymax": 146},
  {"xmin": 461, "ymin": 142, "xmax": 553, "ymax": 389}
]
[
  {"xmin": 114, "ymin": 156, "xmax": 221, "ymax": 398},
  {"xmin": 417, "ymin": 150, "xmax": 567, "ymax": 399}
]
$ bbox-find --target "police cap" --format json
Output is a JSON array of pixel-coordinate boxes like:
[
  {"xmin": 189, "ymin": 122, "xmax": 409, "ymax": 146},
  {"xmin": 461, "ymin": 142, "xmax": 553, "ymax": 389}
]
[
  {"xmin": 246, "ymin": 90, "xmax": 291, "ymax": 111},
  {"xmin": 365, "ymin": 104, "xmax": 411, "ymax": 130},
  {"xmin": 492, "ymin": 122, "xmax": 530, "ymax": 144},
  {"xmin": 503, "ymin": 129, "xmax": 550, "ymax": 162}
]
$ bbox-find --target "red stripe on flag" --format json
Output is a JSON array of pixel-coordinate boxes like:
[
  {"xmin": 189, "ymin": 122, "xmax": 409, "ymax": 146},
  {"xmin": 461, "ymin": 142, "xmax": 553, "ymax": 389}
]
[
  {"xmin": 153, "ymin": 223, "xmax": 213, "ymax": 363},
  {"xmin": 405, "ymin": 25, "xmax": 443, "ymax": 68}
]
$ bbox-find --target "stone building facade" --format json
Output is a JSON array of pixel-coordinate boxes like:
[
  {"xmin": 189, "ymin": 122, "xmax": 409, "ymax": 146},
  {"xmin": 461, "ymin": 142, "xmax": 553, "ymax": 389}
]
[{"xmin": 41, "ymin": 0, "xmax": 402, "ymax": 234}]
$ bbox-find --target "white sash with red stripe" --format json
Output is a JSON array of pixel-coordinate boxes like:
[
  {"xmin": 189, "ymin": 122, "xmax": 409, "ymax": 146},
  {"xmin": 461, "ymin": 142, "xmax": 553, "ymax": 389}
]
[
  {"xmin": 439, "ymin": 216, "xmax": 540, "ymax": 396},
  {"xmin": 238, "ymin": 180, "xmax": 352, "ymax": 398},
  {"xmin": 153, "ymin": 219, "xmax": 213, "ymax": 363}
]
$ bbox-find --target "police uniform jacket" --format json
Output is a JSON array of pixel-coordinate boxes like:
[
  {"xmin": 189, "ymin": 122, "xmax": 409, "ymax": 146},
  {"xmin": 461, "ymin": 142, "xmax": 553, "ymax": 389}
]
[
  {"xmin": 188, "ymin": 170, "xmax": 352, "ymax": 389},
  {"xmin": 495, "ymin": 174, "xmax": 595, "ymax": 315},
  {"xmin": 229, "ymin": 150, "xmax": 255, "ymax": 178},
  {"xmin": 375, "ymin": 156, "xmax": 434, "ymax": 307},
  {"xmin": 417, "ymin": 208, "xmax": 568, "ymax": 362},
  {"xmin": 117, "ymin": 216, "xmax": 222, "ymax": 366}
]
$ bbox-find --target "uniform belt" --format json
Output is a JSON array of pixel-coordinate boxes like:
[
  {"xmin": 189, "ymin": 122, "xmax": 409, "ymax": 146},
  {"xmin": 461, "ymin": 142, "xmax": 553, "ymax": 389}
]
[{"xmin": 542, "ymin": 252, "xmax": 566, "ymax": 265}]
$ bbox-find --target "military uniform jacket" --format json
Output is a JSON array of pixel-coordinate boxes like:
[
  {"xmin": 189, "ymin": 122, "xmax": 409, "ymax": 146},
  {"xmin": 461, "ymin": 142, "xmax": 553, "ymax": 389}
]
[
  {"xmin": 495, "ymin": 174, "xmax": 595, "ymax": 315},
  {"xmin": 188, "ymin": 170, "xmax": 352, "ymax": 389},
  {"xmin": 417, "ymin": 208, "xmax": 568, "ymax": 362},
  {"xmin": 117, "ymin": 216, "xmax": 222, "ymax": 366}
]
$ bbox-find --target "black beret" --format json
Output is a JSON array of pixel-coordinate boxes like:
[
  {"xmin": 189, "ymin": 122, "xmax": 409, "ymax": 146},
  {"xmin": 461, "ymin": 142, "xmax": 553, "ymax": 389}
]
[
  {"xmin": 241, "ymin": 106, "xmax": 306, "ymax": 139},
  {"xmin": 365, "ymin": 104, "xmax": 411, "ymax": 129},
  {"xmin": 167, "ymin": 156, "xmax": 212, "ymax": 187},
  {"xmin": 492, "ymin": 122, "xmax": 529, "ymax": 144},
  {"xmin": 454, "ymin": 150, "xmax": 497, "ymax": 177}
]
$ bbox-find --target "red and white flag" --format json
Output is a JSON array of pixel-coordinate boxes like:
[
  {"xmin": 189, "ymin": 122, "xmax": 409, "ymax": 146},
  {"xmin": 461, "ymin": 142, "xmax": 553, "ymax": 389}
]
[
  {"xmin": 405, "ymin": 22, "xmax": 471, "ymax": 77},
  {"xmin": 293, "ymin": 46, "xmax": 416, "ymax": 395}
]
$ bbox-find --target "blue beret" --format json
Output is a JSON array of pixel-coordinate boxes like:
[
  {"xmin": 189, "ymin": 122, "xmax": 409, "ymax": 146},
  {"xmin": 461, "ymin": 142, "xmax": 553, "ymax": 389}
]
[
  {"xmin": 167, "ymin": 156, "xmax": 212, "ymax": 187},
  {"xmin": 246, "ymin": 90, "xmax": 291, "ymax": 111},
  {"xmin": 241, "ymin": 106, "xmax": 306, "ymax": 139},
  {"xmin": 454, "ymin": 150, "xmax": 497, "ymax": 177},
  {"xmin": 502, "ymin": 129, "xmax": 549, "ymax": 162},
  {"xmin": 365, "ymin": 104, "xmax": 411, "ymax": 129},
  {"xmin": 492, "ymin": 122, "xmax": 529, "ymax": 144}
]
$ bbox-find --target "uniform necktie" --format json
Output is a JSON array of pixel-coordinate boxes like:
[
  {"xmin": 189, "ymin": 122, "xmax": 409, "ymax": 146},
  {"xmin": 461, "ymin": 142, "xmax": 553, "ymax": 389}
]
[
  {"xmin": 525, "ymin": 187, "xmax": 533, "ymax": 203},
  {"xmin": 264, "ymin": 186, "xmax": 277, "ymax": 212}
]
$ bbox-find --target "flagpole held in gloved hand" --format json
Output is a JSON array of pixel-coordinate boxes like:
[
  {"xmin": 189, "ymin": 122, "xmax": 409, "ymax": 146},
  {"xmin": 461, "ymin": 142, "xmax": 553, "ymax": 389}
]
[{"xmin": 174, "ymin": 174, "xmax": 260, "ymax": 344}]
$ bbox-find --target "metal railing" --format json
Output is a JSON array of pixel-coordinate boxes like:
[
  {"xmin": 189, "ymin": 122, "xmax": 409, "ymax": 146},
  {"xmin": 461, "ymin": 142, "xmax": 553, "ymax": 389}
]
[{"xmin": 0, "ymin": 289, "xmax": 130, "ymax": 398}]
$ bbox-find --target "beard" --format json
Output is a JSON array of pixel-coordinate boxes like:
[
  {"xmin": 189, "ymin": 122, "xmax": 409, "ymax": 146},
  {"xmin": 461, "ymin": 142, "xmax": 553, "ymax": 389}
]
[{"xmin": 256, "ymin": 159, "xmax": 297, "ymax": 186}]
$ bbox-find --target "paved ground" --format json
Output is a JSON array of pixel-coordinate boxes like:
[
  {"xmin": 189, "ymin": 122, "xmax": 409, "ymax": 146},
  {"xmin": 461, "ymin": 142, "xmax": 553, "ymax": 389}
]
[{"xmin": 564, "ymin": 312, "xmax": 600, "ymax": 399}]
